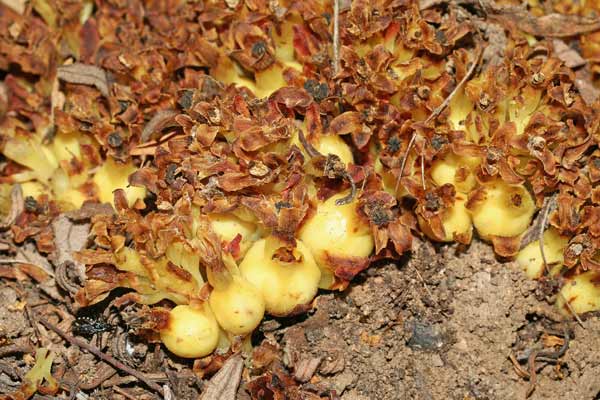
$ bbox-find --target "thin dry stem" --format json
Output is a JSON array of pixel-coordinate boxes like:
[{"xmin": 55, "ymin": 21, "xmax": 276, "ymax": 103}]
[
  {"xmin": 420, "ymin": 153, "xmax": 426, "ymax": 190},
  {"xmin": 394, "ymin": 132, "xmax": 417, "ymax": 195},
  {"xmin": 0, "ymin": 259, "xmax": 29, "ymax": 264},
  {"xmin": 0, "ymin": 343, "xmax": 35, "ymax": 358},
  {"xmin": 411, "ymin": 264, "xmax": 435, "ymax": 302},
  {"xmin": 538, "ymin": 196, "xmax": 556, "ymax": 275}
]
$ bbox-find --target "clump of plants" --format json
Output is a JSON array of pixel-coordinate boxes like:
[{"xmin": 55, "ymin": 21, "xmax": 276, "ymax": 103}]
[{"xmin": 1, "ymin": 0, "xmax": 599, "ymax": 371}]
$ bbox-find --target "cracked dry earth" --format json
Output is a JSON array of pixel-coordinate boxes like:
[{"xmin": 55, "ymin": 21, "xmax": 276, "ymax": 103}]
[{"xmin": 261, "ymin": 240, "xmax": 600, "ymax": 400}]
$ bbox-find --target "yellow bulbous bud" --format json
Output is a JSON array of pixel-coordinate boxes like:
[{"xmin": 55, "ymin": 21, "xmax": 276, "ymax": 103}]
[
  {"xmin": 209, "ymin": 275, "xmax": 265, "ymax": 335},
  {"xmin": 374, "ymin": 157, "xmax": 408, "ymax": 198},
  {"xmin": 468, "ymin": 181, "xmax": 535, "ymax": 239},
  {"xmin": 556, "ymin": 271, "xmax": 600, "ymax": 316},
  {"xmin": 516, "ymin": 228, "xmax": 568, "ymax": 279},
  {"xmin": 315, "ymin": 135, "xmax": 354, "ymax": 166},
  {"xmin": 419, "ymin": 193, "xmax": 472, "ymax": 242},
  {"xmin": 208, "ymin": 213, "xmax": 258, "ymax": 257},
  {"xmin": 21, "ymin": 182, "xmax": 46, "ymax": 200},
  {"xmin": 430, "ymin": 153, "xmax": 480, "ymax": 193},
  {"xmin": 160, "ymin": 304, "xmax": 220, "ymax": 358},
  {"xmin": 299, "ymin": 191, "xmax": 373, "ymax": 289},
  {"xmin": 291, "ymin": 130, "xmax": 354, "ymax": 167},
  {"xmin": 254, "ymin": 64, "xmax": 287, "ymax": 98},
  {"xmin": 239, "ymin": 237, "xmax": 321, "ymax": 316}
]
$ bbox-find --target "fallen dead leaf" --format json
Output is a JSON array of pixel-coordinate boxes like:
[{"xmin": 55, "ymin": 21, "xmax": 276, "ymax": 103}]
[
  {"xmin": 57, "ymin": 63, "xmax": 111, "ymax": 97},
  {"xmin": 0, "ymin": 243, "xmax": 55, "ymax": 287},
  {"xmin": 493, "ymin": 9, "xmax": 600, "ymax": 38},
  {"xmin": 52, "ymin": 215, "xmax": 90, "ymax": 267},
  {"xmin": 0, "ymin": 185, "xmax": 23, "ymax": 231},
  {"xmin": 574, "ymin": 68, "xmax": 600, "ymax": 106},
  {"xmin": 52, "ymin": 215, "xmax": 90, "ymax": 294},
  {"xmin": 64, "ymin": 202, "xmax": 114, "ymax": 222},
  {"xmin": 552, "ymin": 40, "xmax": 586, "ymax": 69},
  {"xmin": 18, "ymin": 243, "xmax": 54, "ymax": 277},
  {"xmin": 200, "ymin": 354, "xmax": 244, "ymax": 400}
]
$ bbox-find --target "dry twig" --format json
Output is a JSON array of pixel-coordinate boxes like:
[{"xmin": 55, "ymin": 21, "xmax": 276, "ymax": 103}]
[{"xmin": 0, "ymin": 343, "xmax": 35, "ymax": 358}]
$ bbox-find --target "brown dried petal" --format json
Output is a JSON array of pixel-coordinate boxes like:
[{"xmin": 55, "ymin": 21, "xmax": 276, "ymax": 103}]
[
  {"xmin": 388, "ymin": 220, "xmax": 413, "ymax": 254},
  {"xmin": 270, "ymin": 87, "xmax": 313, "ymax": 109},
  {"xmin": 489, "ymin": 235, "xmax": 520, "ymax": 258},
  {"xmin": 329, "ymin": 111, "xmax": 361, "ymax": 136}
]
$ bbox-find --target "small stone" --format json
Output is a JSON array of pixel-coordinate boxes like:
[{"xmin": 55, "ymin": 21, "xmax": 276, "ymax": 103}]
[
  {"xmin": 331, "ymin": 370, "xmax": 356, "ymax": 394},
  {"xmin": 407, "ymin": 321, "xmax": 445, "ymax": 350},
  {"xmin": 431, "ymin": 354, "xmax": 444, "ymax": 367}
]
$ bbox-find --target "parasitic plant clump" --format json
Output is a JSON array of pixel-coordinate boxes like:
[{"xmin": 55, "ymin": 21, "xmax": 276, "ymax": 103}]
[{"xmin": 2, "ymin": 0, "xmax": 600, "ymax": 377}]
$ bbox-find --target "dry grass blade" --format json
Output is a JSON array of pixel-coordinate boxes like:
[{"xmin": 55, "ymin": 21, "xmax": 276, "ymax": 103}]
[
  {"xmin": 394, "ymin": 131, "xmax": 417, "ymax": 195},
  {"xmin": 0, "ymin": 259, "xmax": 29, "ymax": 265},
  {"xmin": 538, "ymin": 195, "xmax": 557, "ymax": 276},
  {"xmin": 297, "ymin": 126, "xmax": 320, "ymax": 158},
  {"xmin": 332, "ymin": 0, "xmax": 340, "ymax": 75},
  {"xmin": 520, "ymin": 196, "xmax": 552, "ymax": 250},
  {"xmin": 200, "ymin": 354, "xmax": 243, "ymax": 400},
  {"xmin": 37, "ymin": 317, "xmax": 165, "ymax": 397},
  {"xmin": 57, "ymin": 63, "xmax": 110, "ymax": 97},
  {"xmin": 424, "ymin": 44, "xmax": 483, "ymax": 125},
  {"xmin": 420, "ymin": 153, "xmax": 426, "ymax": 190}
]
